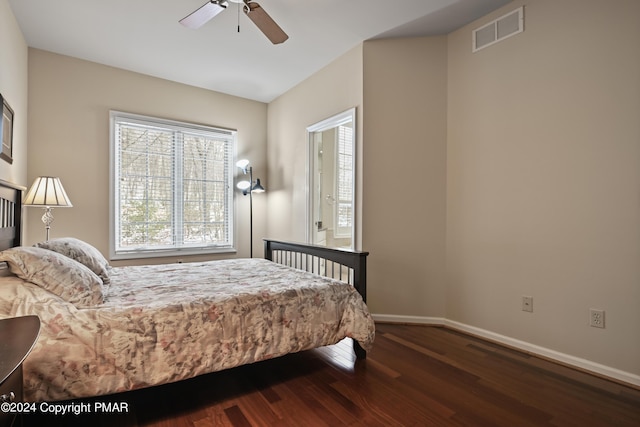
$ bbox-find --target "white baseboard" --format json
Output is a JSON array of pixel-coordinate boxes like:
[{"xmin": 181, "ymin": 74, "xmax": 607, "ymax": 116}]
[
  {"xmin": 372, "ymin": 313, "xmax": 640, "ymax": 388},
  {"xmin": 372, "ymin": 313, "xmax": 446, "ymax": 325}
]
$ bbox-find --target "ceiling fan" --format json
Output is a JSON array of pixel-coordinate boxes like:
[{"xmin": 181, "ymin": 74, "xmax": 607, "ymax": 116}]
[{"xmin": 180, "ymin": 0, "xmax": 289, "ymax": 45}]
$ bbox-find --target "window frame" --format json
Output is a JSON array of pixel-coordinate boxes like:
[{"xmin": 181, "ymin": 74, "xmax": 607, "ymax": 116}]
[
  {"xmin": 109, "ymin": 111, "xmax": 237, "ymax": 260},
  {"xmin": 306, "ymin": 107, "xmax": 356, "ymax": 249}
]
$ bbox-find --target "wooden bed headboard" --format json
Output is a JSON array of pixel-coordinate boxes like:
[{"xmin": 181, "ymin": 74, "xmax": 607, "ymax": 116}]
[{"xmin": 0, "ymin": 179, "xmax": 24, "ymax": 251}]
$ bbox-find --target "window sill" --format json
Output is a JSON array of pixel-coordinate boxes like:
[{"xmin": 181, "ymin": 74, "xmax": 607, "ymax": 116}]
[{"xmin": 110, "ymin": 247, "xmax": 237, "ymax": 261}]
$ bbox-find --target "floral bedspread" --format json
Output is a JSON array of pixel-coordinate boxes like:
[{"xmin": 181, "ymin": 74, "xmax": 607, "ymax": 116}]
[{"xmin": 0, "ymin": 258, "xmax": 375, "ymax": 401}]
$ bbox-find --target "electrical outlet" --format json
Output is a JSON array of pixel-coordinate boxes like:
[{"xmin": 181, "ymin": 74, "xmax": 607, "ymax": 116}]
[
  {"xmin": 522, "ymin": 296, "xmax": 533, "ymax": 312},
  {"xmin": 590, "ymin": 309, "xmax": 605, "ymax": 328}
]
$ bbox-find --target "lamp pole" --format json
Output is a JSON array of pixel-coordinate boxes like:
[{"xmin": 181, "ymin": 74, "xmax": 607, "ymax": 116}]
[
  {"xmin": 237, "ymin": 159, "xmax": 264, "ymax": 259},
  {"xmin": 248, "ymin": 166, "xmax": 254, "ymax": 258}
]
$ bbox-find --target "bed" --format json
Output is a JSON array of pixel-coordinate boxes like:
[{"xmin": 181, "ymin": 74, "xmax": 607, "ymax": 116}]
[{"xmin": 0, "ymin": 180, "xmax": 374, "ymax": 402}]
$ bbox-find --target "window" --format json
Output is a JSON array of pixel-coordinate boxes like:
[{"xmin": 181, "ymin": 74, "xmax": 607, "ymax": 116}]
[
  {"xmin": 110, "ymin": 111, "xmax": 235, "ymax": 259},
  {"xmin": 335, "ymin": 124, "xmax": 353, "ymax": 238}
]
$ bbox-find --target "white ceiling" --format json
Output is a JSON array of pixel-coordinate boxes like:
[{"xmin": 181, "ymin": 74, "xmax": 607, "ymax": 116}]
[{"xmin": 9, "ymin": 0, "xmax": 510, "ymax": 103}]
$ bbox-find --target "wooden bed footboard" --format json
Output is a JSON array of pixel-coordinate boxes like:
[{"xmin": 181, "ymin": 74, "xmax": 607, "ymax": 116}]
[
  {"xmin": 263, "ymin": 239, "xmax": 370, "ymax": 359},
  {"xmin": 263, "ymin": 239, "xmax": 368, "ymax": 301}
]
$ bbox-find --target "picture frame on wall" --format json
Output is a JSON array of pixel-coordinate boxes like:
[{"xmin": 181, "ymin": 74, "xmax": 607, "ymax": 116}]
[{"xmin": 0, "ymin": 93, "xmax": 14, "ymax": 164}]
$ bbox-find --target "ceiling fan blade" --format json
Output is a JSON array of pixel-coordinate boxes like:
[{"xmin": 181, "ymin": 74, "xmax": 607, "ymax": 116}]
[
  {"xmin": 180, "ymin": 1, "xmax": 227, "ymax": 29},
  {"xmin": 244, "ymin": 2, "xmax": 289, "ymax": 44}
]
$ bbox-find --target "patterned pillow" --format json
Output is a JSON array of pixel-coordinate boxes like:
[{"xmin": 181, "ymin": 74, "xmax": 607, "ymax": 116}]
[
  {"xmin": 0, "ymin": 246, "xmax": 104, "ymax": 308},
  {"xmin": 35, "ymin": 237, "xmax": 111, "ymax": 285}
]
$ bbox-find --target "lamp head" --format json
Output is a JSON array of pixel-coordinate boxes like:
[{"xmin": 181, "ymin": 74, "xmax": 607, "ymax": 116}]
[
  {"xmin": 236, "ymin": 159, "xmax": 250, "ymax": 174},
  {"xmin": 23, "ymin": 176, "xmax": 73, "ymax": 241},
  {"xmin": 236, "ymin": 180, "xmax": 251, "ymax": 192},
  {"xmin": 251, "ymin": 178, "xmax": 265, "ymax": 193}
]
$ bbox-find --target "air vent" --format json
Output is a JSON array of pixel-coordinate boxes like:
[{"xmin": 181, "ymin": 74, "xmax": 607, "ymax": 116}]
[{"xmin": 472, "ymin": 6, "xmax": 524, "ymax": 52}]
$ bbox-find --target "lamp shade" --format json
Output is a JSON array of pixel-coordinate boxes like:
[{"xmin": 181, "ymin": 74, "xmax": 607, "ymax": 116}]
[
  {"xmin": 251, "ymin": 178, "xmax": 265, "ymax": 193},
  {"xmin": 236, "ymin": 180, "xmax": 251, "ymax": 191},
  {"xmin": 236, "ymin": 159, "xmax": 250, "ymax": 173},
  {"xmin": 23, "ymin": 177, "xmax": 73, "ymax": 207}
]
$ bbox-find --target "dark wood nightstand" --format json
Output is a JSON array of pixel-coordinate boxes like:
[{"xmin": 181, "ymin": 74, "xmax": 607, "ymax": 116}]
[{"xmin": 0, "ymin": 316, "xmax": 40, "ymax": 427}]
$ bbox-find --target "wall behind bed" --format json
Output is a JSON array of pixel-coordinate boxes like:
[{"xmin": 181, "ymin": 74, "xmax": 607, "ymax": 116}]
[
  {"xmin": 25, "ymin": 49, "xmax": 268, "ymax": 263},
  {"xmin": 0, "ymin": 0, "xmax": 28, "ymax": 187}
]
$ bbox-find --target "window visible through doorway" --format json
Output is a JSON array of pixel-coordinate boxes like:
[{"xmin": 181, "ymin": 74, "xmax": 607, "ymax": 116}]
[{"xmin": 335, "ymin": 124, "xmax": 353, "ymax": 238}]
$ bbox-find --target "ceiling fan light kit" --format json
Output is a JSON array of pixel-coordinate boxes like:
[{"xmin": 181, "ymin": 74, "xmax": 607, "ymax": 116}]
[{"xmin": 180, "ymin": 0, "xmax": 289, "ymax": 45}]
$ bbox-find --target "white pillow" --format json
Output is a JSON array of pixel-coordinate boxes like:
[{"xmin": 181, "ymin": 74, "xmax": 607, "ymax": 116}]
[
  {"xmin": 0, "ymin": 246, "xmax": 104, "ymax": 308},
  {"xmin": 35, "ymin": 237, "xmax": 111, "ymax": 285}
]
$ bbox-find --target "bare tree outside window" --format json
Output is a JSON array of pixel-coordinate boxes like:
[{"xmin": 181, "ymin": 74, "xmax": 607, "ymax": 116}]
[{"xmin": 110, "ymin": 112, "xmax": 235, "ymax": 259}]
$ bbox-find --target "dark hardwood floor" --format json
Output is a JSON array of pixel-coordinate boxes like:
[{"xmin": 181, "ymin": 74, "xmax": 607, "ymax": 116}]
[{"xmin": 23, "ymin": 323, "xmax": 640, "ymax": 426}]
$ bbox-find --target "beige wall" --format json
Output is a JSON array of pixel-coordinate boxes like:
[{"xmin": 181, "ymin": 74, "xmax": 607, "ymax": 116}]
[
  {"xmin": 26, "ymin": 49, "xmax": 268, "ymax": 263},
  {"xmin": 0, "ymin": 0, "xmax": 28, "ymax": 188},
  {"xmin": 267, "ymin": 45, "xmax": 363, "ymax": 246},
  {"xmin": 289, "ymin": 0, "xmax": 638, "ymax": 381},
  {"xmin": 447, "ymin": 0, "xmax": 640, "ymax": 375},
  {"xmin": 362, "ymin": 37, "xmax": 448, "ymax": 317}
]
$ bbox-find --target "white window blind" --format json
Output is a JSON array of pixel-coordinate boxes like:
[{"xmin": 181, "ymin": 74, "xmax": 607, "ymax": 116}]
[
  {"xmin": 110, "ymin": 111, "xmax": 235, "ymax": 259},
  {"xmin": 335, "ymin": 124, "xmax": 353, "ymax": 238}
]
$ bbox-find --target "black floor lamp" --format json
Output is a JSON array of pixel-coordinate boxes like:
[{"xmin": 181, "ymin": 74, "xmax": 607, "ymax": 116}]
[{"xmin": 236, "ymin": 159, "xmax": 265, "ymax": 258}]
